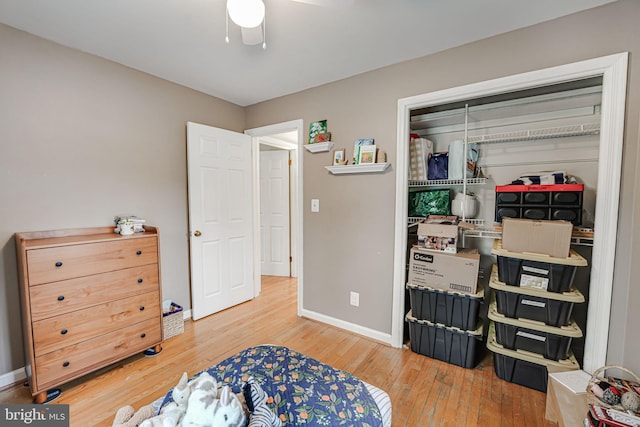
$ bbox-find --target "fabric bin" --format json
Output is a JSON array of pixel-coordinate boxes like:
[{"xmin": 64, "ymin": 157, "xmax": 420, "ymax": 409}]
[{"xmin": 163, "ymin": 302, "xmax": 184, "ymax": 339}]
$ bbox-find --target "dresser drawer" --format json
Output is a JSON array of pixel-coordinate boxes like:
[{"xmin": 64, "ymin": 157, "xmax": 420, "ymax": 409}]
[
  {"xmin": 29, "ymin": 264, "xmax": 159, "ymax": 321},
  {"xmin": 32, "ymin": 290, "xmax": 160, "ymax": 356},
  {"xmin": 26, "ymin": 237, "xmax": 158, "ymax": 285},
  {"xmin": 34, "ymin": 317, "xmax": 161, "ymax": 390}
]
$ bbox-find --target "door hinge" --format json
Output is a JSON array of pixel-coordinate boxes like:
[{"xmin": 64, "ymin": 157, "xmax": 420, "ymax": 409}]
[
  {"xmin": 289, "ymin": 256, "xmax": 293, "ymax": 262},
  {"xmin": 288, "ymin": 159, "xmax": 292, "ymax": 166}
]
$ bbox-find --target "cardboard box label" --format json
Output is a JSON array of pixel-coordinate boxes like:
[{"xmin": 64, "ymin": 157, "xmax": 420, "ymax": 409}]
[{"xmin": 408, "ymin": 247, "xmax": 480, "ymax": 295}]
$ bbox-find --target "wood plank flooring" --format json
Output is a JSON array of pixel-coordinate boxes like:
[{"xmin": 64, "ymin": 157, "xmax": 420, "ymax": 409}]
[{"xmin": 0, "ymin": 276, "xmax": 556, "ymax": 426}]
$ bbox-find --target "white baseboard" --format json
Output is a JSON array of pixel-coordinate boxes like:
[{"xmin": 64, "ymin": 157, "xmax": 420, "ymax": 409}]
[
  {"xmin": 0, "ymin": 367, "xmax": 26, "ymax": 390},
  {"xmin": 183, "ymin": 309, "xmax": 191, "ymax": 320},
  {"xmin": 299, "ymin": 308, "xmax": 393, "ymax": 345}
]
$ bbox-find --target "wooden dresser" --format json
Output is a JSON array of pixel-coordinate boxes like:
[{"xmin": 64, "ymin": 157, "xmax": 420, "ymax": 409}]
[{"xmin": 14, "ymin": 226, "xmax": 163, "ymax": 403}]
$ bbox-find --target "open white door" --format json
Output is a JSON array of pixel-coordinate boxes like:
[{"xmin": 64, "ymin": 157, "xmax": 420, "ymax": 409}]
[
  {"xmin": 260, "ymin": 150, "xmax": 291, "ymax": 276},
  {"xmin": 187, "ymin": 122, "xmax": 255, "ymax": 321}
]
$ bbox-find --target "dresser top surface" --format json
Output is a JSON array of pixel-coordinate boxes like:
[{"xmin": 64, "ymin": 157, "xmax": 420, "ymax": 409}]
[{"xmin": 15, "ymin": 226, "xmax": 158, "ymax": 250}]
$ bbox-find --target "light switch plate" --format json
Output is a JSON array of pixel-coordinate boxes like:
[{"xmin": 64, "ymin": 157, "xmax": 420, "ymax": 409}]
[{"xmin": 311, "ymin": 199, "xmax": 319, "ymax": 212}]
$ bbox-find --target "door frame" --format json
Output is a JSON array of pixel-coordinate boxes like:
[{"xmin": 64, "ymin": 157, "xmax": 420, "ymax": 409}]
[
  {"xmin": 392, "ymin": 53, "xmax": 628, "ymax": 373},
  {"xmin": 245, "ymin": 120, "xmax": 303, "ymax": 308}
]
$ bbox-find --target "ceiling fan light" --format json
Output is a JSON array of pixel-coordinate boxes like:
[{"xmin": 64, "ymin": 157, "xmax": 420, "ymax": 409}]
[{"xmin": 227, "ymin": 0, "xmax": 265, "ymax": 28}]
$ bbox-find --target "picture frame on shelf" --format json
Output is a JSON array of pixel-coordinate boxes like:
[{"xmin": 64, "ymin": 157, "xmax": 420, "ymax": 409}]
[
  {"xmin": 353, "ymin": 138, "xmax": 374, "ymax": 164},
  {"xmin": 332, "ymin": 148, "xmax": 346, "ymax": 166},
  {"xmin": 308, "ymin": 120, "xmax": 327, "ymax": 144},
  {"xmin": 358, "ymin": 144, "xmax": 377, "ymax": 164}
]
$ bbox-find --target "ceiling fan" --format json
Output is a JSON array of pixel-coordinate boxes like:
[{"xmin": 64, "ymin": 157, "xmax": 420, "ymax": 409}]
[{"xmin": 225, "ymin": 0, "xmax": 353, "ymax": 48}]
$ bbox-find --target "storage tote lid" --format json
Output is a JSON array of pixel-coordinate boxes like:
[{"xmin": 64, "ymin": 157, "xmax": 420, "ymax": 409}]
[
  {"xmin": 487, "ymin": 323, "xmax": 581, "ymax": 369},
  {"xmin": 489, "ymin": 266, "xmax": 585, "ymax": 303},
  {"xmin": 487, "ymin": 294, "xmax": 583, "ymax": 337},
  {"xmin": 491, "ymin": 240, "xmax": 588, "ymax": 266}
]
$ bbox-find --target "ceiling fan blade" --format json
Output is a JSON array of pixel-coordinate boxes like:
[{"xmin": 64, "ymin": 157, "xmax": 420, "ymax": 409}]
[{"xmin": 288, "ymin": 0, "xmax": 354, "ymax": 8}]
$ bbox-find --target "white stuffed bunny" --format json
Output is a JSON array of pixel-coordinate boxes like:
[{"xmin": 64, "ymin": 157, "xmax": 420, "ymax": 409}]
[
  {"xmin": 181, "ymin": 372, "xmax": 220, "ymax": 427},
  {"xmin": 211, "ymin": 385, "xmax": 247, "ymax": 427},
  {"xmin": 140, "ymin": 372, "xmax": 191, "ymax": 427}
]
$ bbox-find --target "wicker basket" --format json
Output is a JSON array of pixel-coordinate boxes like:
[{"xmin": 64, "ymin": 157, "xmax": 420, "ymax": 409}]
[
  {"xmin": 163, "ymin": 302, "xmax": 184, "ymax": 339},
  {"xmin": 586, "ymin": 365, "xmax": 640, "ymax": 415}
]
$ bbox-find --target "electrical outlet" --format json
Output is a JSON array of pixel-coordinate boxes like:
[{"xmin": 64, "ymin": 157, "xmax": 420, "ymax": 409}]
[
  {"xmin": 311, "ymin": 199, "xmax": 320, "ymax": 212},
  {"xmin": 350, "ymin": 291, "xmax": 359, "ymax": 307}
]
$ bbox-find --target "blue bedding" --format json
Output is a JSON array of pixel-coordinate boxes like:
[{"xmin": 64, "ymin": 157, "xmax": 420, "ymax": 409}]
[{"xmin": 158, "ymin": 345, "xmax": 386, "ymax": 426}]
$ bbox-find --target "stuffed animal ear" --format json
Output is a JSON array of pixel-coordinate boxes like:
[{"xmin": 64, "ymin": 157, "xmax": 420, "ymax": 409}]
[{"xmin": 177, "ymin": 372, "xmax": 188, "ymax": 390}]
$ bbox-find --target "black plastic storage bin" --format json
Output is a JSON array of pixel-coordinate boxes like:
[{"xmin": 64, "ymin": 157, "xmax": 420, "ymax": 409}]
[
  {"xmin": 491, "ymin": 241, "xmax": 587, "ymax": 293},
  {"xmin": 489, "ymin": 267, "xmax": 584, "ymax": 327},
  {"xmin": 495, "ymin": 184, "xmax": 583, "ymax": 226},
  {"xmin": 488, "ymin": 298, "xmax": 583, "ymax": 360},
  {"xmin": 487, "ymin": 324, "xmax": 580, "ymax": 392},
  {"xmin": 406, "ymin": 311, "xmax": 483, "ymax": 369},
  {"xmin": 406, "ymin": 282, "xmax": 483, "ymax": 330}
]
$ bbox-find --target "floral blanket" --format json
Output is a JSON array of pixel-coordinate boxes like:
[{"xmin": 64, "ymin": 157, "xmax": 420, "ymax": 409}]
[{"xmin": 159, "ymin": 345, "xmax": 384, "ymax": 426}]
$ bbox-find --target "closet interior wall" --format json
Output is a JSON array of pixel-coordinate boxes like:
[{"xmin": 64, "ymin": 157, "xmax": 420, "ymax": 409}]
[{"xmin": 407, "ymin": 78, "xmax": 603, "ymax": 366}]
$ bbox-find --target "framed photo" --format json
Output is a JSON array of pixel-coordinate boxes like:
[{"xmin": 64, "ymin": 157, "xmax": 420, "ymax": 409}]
[
  {"xmin": 308, "ymin": 120, "xmax": 327, "ymax": 144},
  {"xmin": 332, "ymin": 148, "xmax": 346, "ymax": 166},
  {"xmin": 358, "ymin": 144, "xmax": 377, "ymax": 164},
  {"xmin": 353, "ymin": 138, "xmax": 374, "ymax": 164}
]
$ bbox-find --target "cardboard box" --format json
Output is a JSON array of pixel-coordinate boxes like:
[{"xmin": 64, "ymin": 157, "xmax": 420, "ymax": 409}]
[
  {"xmin": 408, "ymin": 246, "xmax": 480, "ymax": 295},
  {"xmin": 545, "ymin": 370, "xmax": 590, "ymax": 427},
  {"xmin": 417, "ymin": 215, "xmax": 474, "ymax": 254},
  {"xmin": 501, "ymin": 218, "xmax": 572, "ymax": 258}
]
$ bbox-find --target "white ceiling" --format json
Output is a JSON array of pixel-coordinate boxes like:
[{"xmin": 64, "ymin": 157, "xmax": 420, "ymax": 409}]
[{"xmin": 0, "ymin": 0, "xmax": 616, "ymax": 107}]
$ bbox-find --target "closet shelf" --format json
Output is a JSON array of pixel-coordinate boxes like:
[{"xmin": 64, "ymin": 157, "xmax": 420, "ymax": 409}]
[
  {"xmin": 408, "ymin": 217, "xmax": 485, "ymax": 227},
  {"xmin": 467, "ymin": 122, "xmax": 600, "ymax": 145},
  {"xmin": 409, "ymin": 177, "xmax": 487, "ymax": 188},
  {"xmin": 463, "ymin": 227, "xmax": 594, "ymax": 246},
  {"xmin": 326, "ymin": 163, "xmax": 390, "ymax": 175},
  {"xmin": 303, "ymin": 142, "xmax": 334, "ymax": 153}
]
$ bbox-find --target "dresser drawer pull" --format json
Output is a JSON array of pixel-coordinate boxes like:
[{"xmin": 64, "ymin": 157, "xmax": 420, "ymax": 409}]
[
  {"xmin": 140, "ymin": 333, "xmax": 146, "ymax": 338},
  {"xmin": 57, "ymin": 296, "xmax": 65, "ymax": 301},
  {"xmin": 139, "ymin": 306, "xmax": 145, "ymax": 311},
  {"xmin": 136, "ymin": 250, "xmax": 142, "ymax": 255},
  {"xmin": 60, "ymin": 329, "xmax": 68, "ymax": 335},
  {"xmin": 62, "ymin": 361, "xmax": 70, "ymax": 368},
  {"xmin": 55, "ymin": 261, "xmax": 63, "ymax": 267},
  {"xmin": 137, "ymin": 278, "xmax": 143, "ymax": 283}
]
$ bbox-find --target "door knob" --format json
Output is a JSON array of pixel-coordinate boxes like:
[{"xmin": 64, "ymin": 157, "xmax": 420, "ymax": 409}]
[{"xmin": 194, "ymin": 230, "xmax": 202, "ymax": 237}]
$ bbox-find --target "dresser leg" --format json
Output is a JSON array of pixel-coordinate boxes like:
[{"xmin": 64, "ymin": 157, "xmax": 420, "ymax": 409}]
[
  {"xmin": 143, "ymin": 345, "xmax": 163, "ymax": 357},
  {"xmin": 34, "ymin": 391, "xmax": 47, "ymax": 404},
  {"xmin": 33, "ymin": 388, "xmax": 62, "ymax": 404}
]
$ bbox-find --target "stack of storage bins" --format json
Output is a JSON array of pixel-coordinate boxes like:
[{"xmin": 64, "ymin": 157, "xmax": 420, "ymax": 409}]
[
  {"xmin": 405, "ymin": 275, "xmax": 485, "ymax": 369},
  {"xmin": 486, "ymin": 240, "xmax": 586, "ymax": 391}
]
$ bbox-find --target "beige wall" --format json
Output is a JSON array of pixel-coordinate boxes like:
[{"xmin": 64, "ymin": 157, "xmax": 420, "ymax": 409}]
[
  {"xmin": 1, "ymin": 0, "xmax": 638, "ymax": 381},
  {"xmin": 245, "ymin": 0, "xmax": 640, "ymax": 373},
  {"xmin": 0, "ymin": 24, "xmax": 244, "ymax": 376}
]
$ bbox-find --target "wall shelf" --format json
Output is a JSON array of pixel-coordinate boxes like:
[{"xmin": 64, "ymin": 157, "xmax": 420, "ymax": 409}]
[
  {"xmin": 325, "ymin": 163, "xmax": 390, "ymax": 175},
  {"xmin": 409, "ymin": 177, "xmax": 487, "ymax": 188},
  {"xmin": 303, "ymin": 142, "xmax": 334, "ymax": 153}
]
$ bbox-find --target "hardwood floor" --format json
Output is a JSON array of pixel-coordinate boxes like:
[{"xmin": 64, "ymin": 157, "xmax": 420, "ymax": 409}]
[{"xmin": 0, "ymin": 276, "xmax": 556, "ymax": 426}]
